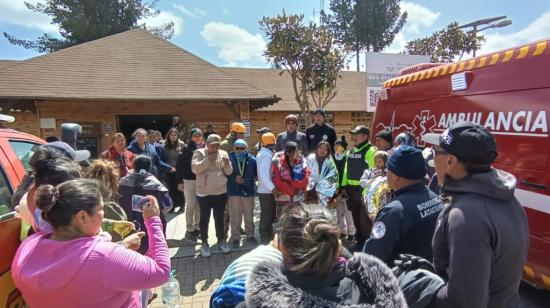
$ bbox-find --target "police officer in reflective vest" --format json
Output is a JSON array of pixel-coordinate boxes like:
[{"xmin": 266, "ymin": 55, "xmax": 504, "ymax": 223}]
[
  {"xmin": 363, "ymin": 145, "xmax": 443, "ymax": 265},
  {"xmin": 341, "ymin": 125, "xmax": 377, "ymax": 249}
]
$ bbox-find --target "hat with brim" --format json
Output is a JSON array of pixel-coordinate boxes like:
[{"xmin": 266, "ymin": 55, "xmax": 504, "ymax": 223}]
[
  {"xmin": 350, "ymin": 125, "xmax": 370, "ymax": 135},
  {"xmin": 206, "ymin": 134, "xmax": 222, "ymax": 144},
  {"xmin": 44, "ymin": 141, "xmax": 90, "ymax": 162},
  {"xmin": 190, "ymin": 128, "xmax": 203, "ymax": 136},
  {"xmin": 421, "ymin": 121, "xmax": 497, "ymax": 165},
  {"xmin": 255, "ymin": 127, "xmax": 271, "ymax": 134}
]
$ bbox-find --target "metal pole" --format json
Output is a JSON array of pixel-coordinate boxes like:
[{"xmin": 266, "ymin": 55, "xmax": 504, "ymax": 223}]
[{"xmin": 473, "ymin": 25, "xmax": 477, "ymax": 57}]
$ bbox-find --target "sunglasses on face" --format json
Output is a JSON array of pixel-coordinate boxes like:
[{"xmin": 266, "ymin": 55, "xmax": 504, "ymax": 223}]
[{"xmin": 235, "ymin": 147, "xmax": 246, "ymax": 151}]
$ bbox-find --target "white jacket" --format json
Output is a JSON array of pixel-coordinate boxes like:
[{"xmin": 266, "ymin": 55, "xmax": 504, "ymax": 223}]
[{"xmin": 256, "ymin": 147, "xmax": 275, "ymax": 194}]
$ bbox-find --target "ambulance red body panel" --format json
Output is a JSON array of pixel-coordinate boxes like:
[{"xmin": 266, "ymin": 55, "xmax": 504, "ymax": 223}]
[{"xmin": 373, "ymin": 39, "xmax": 550, "ymax": 290}]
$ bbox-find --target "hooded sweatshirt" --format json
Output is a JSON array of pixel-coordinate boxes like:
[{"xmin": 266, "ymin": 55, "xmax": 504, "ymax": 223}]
[
  {"xmin": 245, "ymin": 253, "xmax": 407, "ymax": 307},
  {"xmin": 11, "ymin": 216, "xmax": 170, "ymax": 308},
  {"xmin": 431, "ymin": 169, "xmax": 529, "ymax": 308}
]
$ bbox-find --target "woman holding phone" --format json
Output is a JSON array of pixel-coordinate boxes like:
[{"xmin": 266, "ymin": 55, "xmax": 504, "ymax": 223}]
[{"xmin": 11, "ymin": 179, "xmax": 170, "ymax": 307}]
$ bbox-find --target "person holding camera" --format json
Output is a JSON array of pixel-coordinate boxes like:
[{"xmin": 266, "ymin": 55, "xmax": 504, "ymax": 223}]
[{"xmin": 12, "ymin": 179, "xmax": 170, "ymax": 308}]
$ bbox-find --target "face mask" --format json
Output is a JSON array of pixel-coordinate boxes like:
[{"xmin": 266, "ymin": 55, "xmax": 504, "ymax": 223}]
[{"xmin": 236, "ymin": 152, "xmax": 246, "ymax": 160}]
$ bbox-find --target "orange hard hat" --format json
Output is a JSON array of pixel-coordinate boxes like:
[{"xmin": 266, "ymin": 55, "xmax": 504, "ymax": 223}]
[
  {"xmin": 261, "ymin": 132, "xmax": 276, "ymax": 146},
  {"xmin": 231, "ymin": 122, "xmax": 247, "ymax": 133}
]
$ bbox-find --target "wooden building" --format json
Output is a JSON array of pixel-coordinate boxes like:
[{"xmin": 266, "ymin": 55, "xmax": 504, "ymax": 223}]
[
  {"xmin": 223, "ymin": 68, "xmax": 370, "ymax": 145},
  {"xmin": 0, "ymin": 30, "xmax": 279, "ymax": 156},
  {"xmin": 0, "ymin": 29, "xmax": 369, "ymax": 156}
]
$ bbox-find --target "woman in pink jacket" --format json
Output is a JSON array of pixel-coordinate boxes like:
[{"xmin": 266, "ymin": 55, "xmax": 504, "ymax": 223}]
[{"xmin": 11, "ymin": 179, "xmax": 171, "ymax": 308}]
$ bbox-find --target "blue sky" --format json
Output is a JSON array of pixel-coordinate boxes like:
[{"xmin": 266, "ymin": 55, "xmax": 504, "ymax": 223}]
[{"xmin": 0, "ymin": 0, "xmax": 549, "ymax": 70}]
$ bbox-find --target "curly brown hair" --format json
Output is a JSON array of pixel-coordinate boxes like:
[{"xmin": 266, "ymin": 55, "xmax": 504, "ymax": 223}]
[{"xmin": 84, "ymin": 159, "xmax": 120, "ymax": 201}]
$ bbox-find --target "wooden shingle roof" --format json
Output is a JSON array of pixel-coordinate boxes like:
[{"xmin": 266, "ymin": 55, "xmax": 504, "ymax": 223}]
[
  {"xmin": 0, "ymin": 29, "xmax": 279, "ymax": 107},
  {"xmin": 222, "ymin": 67, "xmax": 366, "ymax": 111},
  {"xmin": 0, "ymin": 60, "xmax": 20, "ymax": 71}
]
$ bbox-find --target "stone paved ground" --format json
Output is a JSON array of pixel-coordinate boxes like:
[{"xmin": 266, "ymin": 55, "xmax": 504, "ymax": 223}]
[
  {"xmin": 149, "ymin": 251, "xmax": 247, "ymax": 308},
  {"xmin": 149, "ymin": 205, "xmax": 258, "ymax": 308}
]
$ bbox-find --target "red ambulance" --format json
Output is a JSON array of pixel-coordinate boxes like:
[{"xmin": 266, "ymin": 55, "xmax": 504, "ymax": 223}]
[{"xmin": 373, "ymin": 39, "xmax": 550, "ymax": 291}]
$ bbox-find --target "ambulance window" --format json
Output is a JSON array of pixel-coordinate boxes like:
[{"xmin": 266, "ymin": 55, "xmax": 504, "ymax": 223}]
[
  {"xmin": 8, "ymin": 140, "xmax": 40, "ymax": 172},
  {"xmin": 0, "ymin": 166, "xmax": 12, "ymax": 216}
]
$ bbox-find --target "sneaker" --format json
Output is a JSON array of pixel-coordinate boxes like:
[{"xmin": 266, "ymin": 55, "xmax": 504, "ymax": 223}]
[
  {"xmin": 200, "ymin": 243, "xmax": 211, "ymax": 258},
  {"xmin": 218, "ymin": 241, "xmax": 231, "ymax": 254},
  {"xmin": 246, "ymin": 237, "xmax": 258, "ymax": 245},
  {"xmin": 184, "ymin": 231, "xmax": 197, "ymax": 242},
  {"xmin": 232, "ymin": 239, "xmax": 240, "ymax": 249}
]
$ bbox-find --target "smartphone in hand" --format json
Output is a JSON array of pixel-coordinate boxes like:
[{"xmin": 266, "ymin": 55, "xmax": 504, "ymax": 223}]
[{"xmin": 131, "ymin": 195, "xmax": 150, "ymax": 212}]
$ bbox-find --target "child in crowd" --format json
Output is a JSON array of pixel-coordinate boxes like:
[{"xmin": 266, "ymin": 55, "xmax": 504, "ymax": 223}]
[
  {"xmin": 305, "ymin": 141, "xmax": 339, "ymax": 208},
  {"xmin": 333, "ymin": 136, "xmax": 356, "ymax": 243},
  {"xmin": 361, "ymin": 151, "xmax": 391, "ymax": 220},
  {"xmin": 272, "ymin": 141, "xmax": 310, "ymax": 205}
]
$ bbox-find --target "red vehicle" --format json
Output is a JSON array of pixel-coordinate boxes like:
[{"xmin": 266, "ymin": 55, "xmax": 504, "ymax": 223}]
[
  {"xmin": 0, "ymin": 124, "xmax": 45, "ymax": 307},
  {"xmin": 373, "ymin": 39, "xmax": 550, "ymax": 290}
]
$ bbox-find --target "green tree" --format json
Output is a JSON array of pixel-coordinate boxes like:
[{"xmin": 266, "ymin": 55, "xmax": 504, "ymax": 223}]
[
  {"xmin": 323, "ymin": 0, "xmax": 408, "ymax": 71},
  {"xmin": 260, "ymin": 12, "xmax": 345, "ymax": 124},
  {"xmin": 404, "ymin": 22, "xmax": 485, "ymax": 62},
  {"xmin": 3, "ymin": 0, "xmax": 174, "ymax": 53}
]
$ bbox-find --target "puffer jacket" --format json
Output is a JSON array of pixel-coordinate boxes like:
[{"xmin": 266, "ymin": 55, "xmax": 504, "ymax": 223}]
[
  {"xmin": 191, "ymin": 148, "xmax": 233, "ymax": 196},
  {"xmin": 245, "ymin": 253, "xmax": 407, "ymax": 307}
]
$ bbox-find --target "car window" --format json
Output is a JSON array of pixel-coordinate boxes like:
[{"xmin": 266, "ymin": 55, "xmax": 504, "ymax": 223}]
[
  {"xmin": 9, "ymin": 140, "xmax": 40, "ymax": 172},
  {"xmin": 0, "ymin": 166, "xmax": 13, "ymax": 218}
]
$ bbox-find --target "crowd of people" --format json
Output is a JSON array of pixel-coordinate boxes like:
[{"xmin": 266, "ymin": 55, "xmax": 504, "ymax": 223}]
[{"xmin": 8, "ymin": 111, "xmax": 529, "ymax": 308}]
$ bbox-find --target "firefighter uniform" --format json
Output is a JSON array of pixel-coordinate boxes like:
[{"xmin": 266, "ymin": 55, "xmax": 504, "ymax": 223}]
[
  {"xmin": 363, "ymin": 181, "xmax": 442, "ymax": 265},
  {"xmin": 342, "ymin": 139, "xmax": 377, "ymax": 248}
]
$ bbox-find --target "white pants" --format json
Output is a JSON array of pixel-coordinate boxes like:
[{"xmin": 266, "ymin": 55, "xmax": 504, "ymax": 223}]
[
  {"xmin": 183, "ymin": 180, "xmax": 200, "ymax": 232},
  {"xmin": 336, "ymin": 196, "xmax": 356, "ymax": 236}
]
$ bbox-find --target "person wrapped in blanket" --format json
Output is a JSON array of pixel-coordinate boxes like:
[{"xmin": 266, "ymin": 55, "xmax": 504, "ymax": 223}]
[
  {"xmin": 360, "ymin": 151, "xmax": 391, "ymax": 221},
  {"xmin": 305, "ymin": 141, "xmax": 339, "ymax": 208},
  {"xmin": 271, "ymin": 141, "xmax": 310, "ymax": 205}
]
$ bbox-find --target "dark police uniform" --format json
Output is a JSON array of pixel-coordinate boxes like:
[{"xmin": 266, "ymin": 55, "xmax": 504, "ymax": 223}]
[
  {"xmin": 363, "ymin": 181, "xmax": 443, "ymax": 265},
  {"xmin": 305, "ymin": 123, "xmax": 336, "ymax": 154}
]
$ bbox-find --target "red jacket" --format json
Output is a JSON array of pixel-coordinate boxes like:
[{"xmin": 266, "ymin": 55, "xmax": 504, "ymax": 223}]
[
  {"xmin": 272, "ymin": 153, "xmax": 310, "ymax": 198},
  {"xmin": 100, "ymin": 146, "xmax": 135, "ymax": 177}
]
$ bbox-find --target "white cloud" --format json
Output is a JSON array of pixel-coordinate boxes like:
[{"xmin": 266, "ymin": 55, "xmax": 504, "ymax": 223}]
[
  {"xmin": 0, "ymin": 0, "xmax": 57, "ymax": 32},
  {"xmin": 401, "ymin": 1, "xmax": 440, "ymax": 34},
  {"xmin": 173, "ymin": 4, "xmax": 206, "ymax": 19},
  {"xmin": 201, "ymin": 22, "xmax": 267, "ymax": 66},
  {"xmin": 384, "ymin": 32, "xmax": 408, "ymax": 54},
  {"xmin": 141, "ymin": 11, "xmax": 184, "ymax": 37},
  {"xmin": 478, "ymin": 11, "xmax": 550, "ymax": 55}
]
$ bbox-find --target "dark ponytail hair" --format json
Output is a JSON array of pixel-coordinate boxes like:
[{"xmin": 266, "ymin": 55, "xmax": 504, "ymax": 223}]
[
  {"xmin": 30, "ymin": 150, "xmax": 82, "ymax": 186},
  {"xmin": 278, "ymin": 204, "xmax": 341, "ymax": 277},
  {"xmin": 284, "ymin": 141, "xmax": 299, "ymax": 166},
  {"xmin": 35, "ymin": 179, "xmax": 102, "ymax": 228}
]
